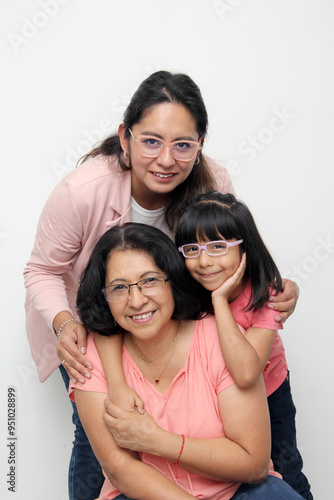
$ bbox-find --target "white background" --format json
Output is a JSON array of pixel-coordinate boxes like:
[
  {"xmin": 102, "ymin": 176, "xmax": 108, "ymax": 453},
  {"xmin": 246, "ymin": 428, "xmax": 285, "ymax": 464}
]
[{"xmin": 1, "ymin": 1, "xmax": 333, "ymax": 499}]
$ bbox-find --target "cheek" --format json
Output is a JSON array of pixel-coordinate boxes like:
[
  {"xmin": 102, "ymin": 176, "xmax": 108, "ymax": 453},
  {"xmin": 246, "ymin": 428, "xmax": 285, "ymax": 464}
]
[{"xmin": 185, "ymin": 260, "xmax": 196, "ymax": 275}]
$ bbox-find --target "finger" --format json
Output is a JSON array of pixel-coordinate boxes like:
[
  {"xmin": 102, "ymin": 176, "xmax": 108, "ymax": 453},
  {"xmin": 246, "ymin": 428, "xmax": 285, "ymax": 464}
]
[
  {"xmin": 134, "ymin": 396, "xmax": 145, "ymax": 415},
  {"xmin": 57, "ymin": 338, "xmax": 93, "ymax": 369},
  {"xmin": 60, "ymin": 360, "xmax": 87, "ymax": 384},
  {"xmin": 274, "ymin": 311, "xmax": 289, "ymax": 323},
  {"xmin": 267, "ymin": 298, "xmax": 295, "ymax": 313},
  {"xmin": 57, "ymin": 345, "xmax": 93, "ymax": 382},
  {"xmin": 104, "ymin": 398, "xmax": 121, "ymax": 417},
  {"xmin": 76, "ymin": 327, "xmax": 88, "ymax": 354}
]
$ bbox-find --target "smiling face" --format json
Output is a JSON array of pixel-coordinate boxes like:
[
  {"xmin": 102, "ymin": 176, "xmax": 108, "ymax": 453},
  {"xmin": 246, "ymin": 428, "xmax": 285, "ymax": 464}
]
[
  {"xmin": 119, "ymin": 102, "xmax": 200, "ymax": 209},
  {"xmin": 184, "ymin": 238, "xmax": 242, "ymax": 292},
  {"xmin": 105, "ymin": 249, "xmax": 175, "ymax": 343}
]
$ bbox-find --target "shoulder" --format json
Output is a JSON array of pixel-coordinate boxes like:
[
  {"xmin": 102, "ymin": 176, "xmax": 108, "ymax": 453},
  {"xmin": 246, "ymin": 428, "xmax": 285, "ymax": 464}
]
[
  {"xmin": 231, "ymin": 283, "xmax": 283, "ymax": 331},
  {"xmin": 69, "ymin": 333, "xmax": 108, "ymax": 400},
  {"xmin": 193, "ymin": 315, "xmax": 236, "ymax": 392},
  {"xmin": 60, "ymin": 154, "xmax": 128, "ymax": 191},
  {"xmin": 204, "ymin": 156, "xmax": 236, "ymax": 196},
  {"xmin": 43, "ymin": 155, "xmax": 131, "ymax": 210},
  {"xmin": 194, "ymin": 315, "xmax": 225, "ymax": 366}
]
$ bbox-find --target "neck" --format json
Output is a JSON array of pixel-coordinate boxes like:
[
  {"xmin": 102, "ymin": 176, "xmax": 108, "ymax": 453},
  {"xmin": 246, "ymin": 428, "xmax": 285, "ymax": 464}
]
[
  {"xmin": 128, "ymin": 321, "xmax": 179, "ymax": 362},
  {"xmin": 131, "ymin": 173, "xmax": 170, "ymax": 210},
  {"xmin": 228, "ymin": 276, "xmax": 248, "ymax": 303}
]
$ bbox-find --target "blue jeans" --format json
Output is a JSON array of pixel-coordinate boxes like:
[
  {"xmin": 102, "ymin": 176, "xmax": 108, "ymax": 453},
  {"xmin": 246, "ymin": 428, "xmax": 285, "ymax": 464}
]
[
  {"xmin": 268, "ymin": 372, "xmax": 312, "ymax": 499},
  {"xmin": 113, "ymin": 477, "xmax": 302, "ymax": 499},
  {"xmin": 60, "ymin": 365, "xmax": 104, "ymax": 500},
  {"xmin": 231, "ymin": 475, "xmax": 303, "ymax": 499}
]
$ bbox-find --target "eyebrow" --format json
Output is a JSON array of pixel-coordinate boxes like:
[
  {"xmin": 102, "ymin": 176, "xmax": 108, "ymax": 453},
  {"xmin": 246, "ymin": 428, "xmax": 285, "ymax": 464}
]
[
  {"xmin": 106, "ymin": 271, "xmax": 161, "ymax": 286},
  {"xmin": 139, "ymin": 131, "xmax": 198, "ymax": 141}
]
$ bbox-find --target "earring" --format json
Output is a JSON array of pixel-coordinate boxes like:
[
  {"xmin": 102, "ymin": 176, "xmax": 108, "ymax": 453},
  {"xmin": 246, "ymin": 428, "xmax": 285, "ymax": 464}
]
[
  {"xmin": 124, "ymin": 151, "xmax": 129, "ymax": 160},
  {"xmin": 194, "ymin": 156, "xmax": 200, "ymax": 165}
]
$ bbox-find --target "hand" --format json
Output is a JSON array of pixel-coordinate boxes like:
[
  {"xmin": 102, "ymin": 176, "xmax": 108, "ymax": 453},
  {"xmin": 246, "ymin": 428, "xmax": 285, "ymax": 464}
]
[
  {"xmin": 212, "ymin": 253, "xmax": 247, "ymax": 302},
  {"xmin": 110, "ymin": 384, "xmax": 145, "ymax": 414},
  {"xmin": 57, "ymin": 322, "xmax": 93, "ymax": 383},
  {"xmin": 267, "ymin": 278, "xmax": 299, "ymax": 323},
  {"xmin": 103, "ymin": 398, "xmax": 158, "ymax": 453}
]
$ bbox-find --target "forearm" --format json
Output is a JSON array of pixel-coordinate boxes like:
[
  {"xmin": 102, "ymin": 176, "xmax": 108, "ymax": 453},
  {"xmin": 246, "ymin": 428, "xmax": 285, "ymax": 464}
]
[
  {"xmin": 53, "ymin": 310, "xmax": 78, "ymax": 335},
  {"xmin": 109, "ymin": 454, "xmax": 196, "ymax": 500},
  {"xmin": 148, "ymin": 427, "xmax": 269, "ymax": 484},
  {"xmin": 94, "ymin": 334, "xmax": 126, "ymax": 389},
  {"xmin": 213, "ymin": 298, "xmax": 265, "ymax": 388}
]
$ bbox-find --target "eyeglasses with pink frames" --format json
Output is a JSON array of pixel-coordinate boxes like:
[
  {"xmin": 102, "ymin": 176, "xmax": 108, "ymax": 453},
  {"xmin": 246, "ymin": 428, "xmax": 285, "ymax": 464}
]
[
  {"xmin": 178, "ymin": 239, "xmax": 244, "ymax": 258},
  {"xmin": 128, "ymin": 128, "xmax": 202, "ymax": 161}
]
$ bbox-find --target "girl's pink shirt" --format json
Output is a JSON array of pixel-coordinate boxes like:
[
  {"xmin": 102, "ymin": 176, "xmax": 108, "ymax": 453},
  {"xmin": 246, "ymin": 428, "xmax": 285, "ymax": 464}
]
[{"xmin": 229, "ymin": 281, "xmax": 288, "ymax": 396}]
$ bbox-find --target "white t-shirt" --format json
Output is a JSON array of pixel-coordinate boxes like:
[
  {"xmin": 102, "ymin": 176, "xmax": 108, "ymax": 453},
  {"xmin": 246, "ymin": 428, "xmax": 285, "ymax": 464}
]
[{"xmin": 131, "ymin": 197, "xmax": 173, "ymax": 240}]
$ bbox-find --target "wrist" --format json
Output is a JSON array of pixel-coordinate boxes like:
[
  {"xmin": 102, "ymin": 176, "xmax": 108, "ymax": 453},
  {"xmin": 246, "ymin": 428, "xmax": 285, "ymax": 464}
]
[{"xmin": 53, "ymin": 310, "xmax": 76, "ymax": 334}]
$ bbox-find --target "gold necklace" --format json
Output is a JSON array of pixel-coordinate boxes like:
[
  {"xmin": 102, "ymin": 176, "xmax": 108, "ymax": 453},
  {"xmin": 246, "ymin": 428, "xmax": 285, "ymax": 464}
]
[{"xmin": 131, "ymin": 326, "xmax": 180, "ymax": 384}]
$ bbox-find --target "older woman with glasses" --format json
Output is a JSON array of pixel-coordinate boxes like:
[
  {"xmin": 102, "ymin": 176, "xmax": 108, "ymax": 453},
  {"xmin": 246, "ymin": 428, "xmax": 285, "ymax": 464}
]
[
  {"xmin": 23, "ymin": 70, "xmax": 299, "ymax": 500},
  {"xmin": 71, "ymin": 222, "xmax": 303, "ymax": 500}
]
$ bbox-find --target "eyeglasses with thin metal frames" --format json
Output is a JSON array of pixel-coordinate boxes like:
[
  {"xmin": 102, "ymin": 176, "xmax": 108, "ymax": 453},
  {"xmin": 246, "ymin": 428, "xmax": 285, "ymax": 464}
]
[
  {"xmin": 128, "ymin": 128, "xmax": 202, "ymax": 161},
  {"xmin": 102, "ymin": 276, "xmax": 170, "ymax": 302},
  {"xmin": 178, "ymin": 239, "xmax": 244, "ymax": 258}
]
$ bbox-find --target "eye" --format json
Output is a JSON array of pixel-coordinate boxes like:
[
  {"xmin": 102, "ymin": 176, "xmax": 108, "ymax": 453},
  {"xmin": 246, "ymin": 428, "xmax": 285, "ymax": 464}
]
[
  {"xmin": 184, "ymin": 245, "xmax": 199, "ymax": 255},
  {"xmin": 142, "ymin": 138, "xmax": 162, "ymax": 149},
  {"xmin": 110, "ymin": 284, "xmax": 128, "ymax": 293},
  {"xmin": 142, "ymin": 277, "xmax": 160, "ymax": 287},
  {"xmin": 174, "ymin": 141, "xmax": 192, "ymax": 151}
]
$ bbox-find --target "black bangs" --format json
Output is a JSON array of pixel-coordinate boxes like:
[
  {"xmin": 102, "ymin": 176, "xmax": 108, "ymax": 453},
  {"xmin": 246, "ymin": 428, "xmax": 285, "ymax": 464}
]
[{"xmin": 176, "ymin": 200, "xmax": 242, "ymax": 247}]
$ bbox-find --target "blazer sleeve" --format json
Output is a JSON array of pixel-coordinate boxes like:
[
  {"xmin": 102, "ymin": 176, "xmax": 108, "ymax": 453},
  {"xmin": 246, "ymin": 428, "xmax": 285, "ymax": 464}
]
[{"xmin": 23, "ymin": 176, "xmax": 83, "ymax": 329}]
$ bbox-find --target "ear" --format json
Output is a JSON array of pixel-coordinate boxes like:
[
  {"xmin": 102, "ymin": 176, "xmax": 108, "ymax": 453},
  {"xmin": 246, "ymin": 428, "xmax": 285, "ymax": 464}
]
[{"xmin": 118, "ymin": 124, "xmax": 129, "ymax": 153}]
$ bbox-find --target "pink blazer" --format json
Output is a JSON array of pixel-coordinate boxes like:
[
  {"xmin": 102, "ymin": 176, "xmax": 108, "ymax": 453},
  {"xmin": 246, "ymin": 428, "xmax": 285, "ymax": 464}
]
[{"xmin": 24, "ymin": 155, "xmax": 235, "ymax": 381}]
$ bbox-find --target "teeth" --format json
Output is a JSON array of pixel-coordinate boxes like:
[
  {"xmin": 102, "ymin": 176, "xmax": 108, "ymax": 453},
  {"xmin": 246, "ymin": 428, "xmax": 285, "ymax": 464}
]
[
  {"xmin": 154, "ymin": 173, "xmax": 173, "ymax": 178},
  {"xmin": 132, "ymin": 312, "xmax": 153, "ymax": 320}
]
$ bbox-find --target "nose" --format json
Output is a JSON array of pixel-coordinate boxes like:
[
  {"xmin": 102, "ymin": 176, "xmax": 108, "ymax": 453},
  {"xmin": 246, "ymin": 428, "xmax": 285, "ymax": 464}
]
[
  {"xmin": 127, "ymin": 284, "xmax": 149, "ymax": 308},
  {"xmin": 198, "ymin": 249, "xmax": 213, "ymax": 266},
  {"xmin": 156, "ymin": 145, "xmax": 175, "ymax": 167}
]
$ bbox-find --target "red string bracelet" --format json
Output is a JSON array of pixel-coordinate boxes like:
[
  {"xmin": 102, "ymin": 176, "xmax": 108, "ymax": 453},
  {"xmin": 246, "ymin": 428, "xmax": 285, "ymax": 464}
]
[{"xmin": 174, "ymin": 434, "xmax": 185, "ymax": 479}]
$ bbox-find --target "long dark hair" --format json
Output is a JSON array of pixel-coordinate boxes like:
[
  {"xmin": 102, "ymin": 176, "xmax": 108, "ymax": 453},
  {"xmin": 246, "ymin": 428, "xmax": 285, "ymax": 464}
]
[
  {"xmin": 79, "ymin": 71, "xmax": 215, "ymax": 232},
  {"xmin": 175, "ymin": 191, "xmax": 282, "ymax": 311},
  {"xmin": 77, "ymin": 223, "xmax": 204, "ymax": 336}
]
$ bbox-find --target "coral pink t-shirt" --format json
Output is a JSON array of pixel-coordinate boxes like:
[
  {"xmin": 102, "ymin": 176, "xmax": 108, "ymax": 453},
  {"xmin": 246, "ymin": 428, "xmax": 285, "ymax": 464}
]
[
  {"xmin": 71, "ymin": 315, "xmax": 239, "ymax": 499},
  {"xmin": 229, "ymin": 281, "xmax": 288, "ymax": 397},
  {"xmin": 70, "ymin": 314, "xmax": 280, "ymax": 499}
]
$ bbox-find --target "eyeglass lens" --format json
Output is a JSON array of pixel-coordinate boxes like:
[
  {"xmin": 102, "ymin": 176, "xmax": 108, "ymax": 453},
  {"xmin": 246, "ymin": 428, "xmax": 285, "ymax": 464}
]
[
  {"xmin": 104, "ymin": 276, "xmax": 167, "ymax": 302},
  {"xmin": 138, "ymin": 137, "xmax": 198, "ymax": 160}
]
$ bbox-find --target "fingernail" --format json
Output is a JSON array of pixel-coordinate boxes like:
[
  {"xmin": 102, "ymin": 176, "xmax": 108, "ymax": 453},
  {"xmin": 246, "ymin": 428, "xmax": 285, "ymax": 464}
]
[
  {"xmin": 86, "ymin": 363, "xmax": 93, "ymax": 370},
  {"xmin": 71, "ymin": 378, "xmax": 77, "ymax": 384},
  {"xmin": 84, "ymin": 372, "xmax": 91, "ymax": 379},
  {"xmin": 267, "ymin": 303, "xmax": 274, "ymax": 309},
  {"xmin": 276, "ymin": 316, "xmax": 282, "ymax": 322},
  {"xmin": 78, "ymin": 377, "xmax": 85, "ymax": 384},
  {"xmin": 80, "ymin": 347, "xmax": 86, "ymax": 354}
]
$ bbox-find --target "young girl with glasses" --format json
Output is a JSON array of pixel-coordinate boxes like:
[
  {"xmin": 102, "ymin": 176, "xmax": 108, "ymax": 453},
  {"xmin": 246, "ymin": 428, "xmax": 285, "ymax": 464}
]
[{"xmin": 174, "ymin": 191, "xmax": 312, "ymax": 500}]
